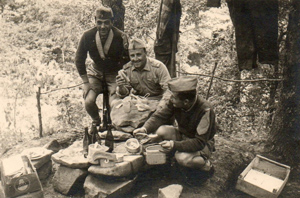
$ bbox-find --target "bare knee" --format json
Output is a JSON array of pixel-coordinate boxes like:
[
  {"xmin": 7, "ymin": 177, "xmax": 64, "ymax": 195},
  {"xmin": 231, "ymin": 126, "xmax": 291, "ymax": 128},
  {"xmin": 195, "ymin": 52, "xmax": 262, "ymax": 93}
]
[
  {"xmin": 156, "ymin": 125, "xmax": 177, "ymax": 140},
  {"xmin": 85, "ymin": 92, "xmax": 97, "ymax": 109},
  {"xmin": 175, "ymin": 152, "xmax": 205, "ymax": 169},
  {"xmin": 175, "ymin": 152, "xmax": 191, "ymax": 167}
]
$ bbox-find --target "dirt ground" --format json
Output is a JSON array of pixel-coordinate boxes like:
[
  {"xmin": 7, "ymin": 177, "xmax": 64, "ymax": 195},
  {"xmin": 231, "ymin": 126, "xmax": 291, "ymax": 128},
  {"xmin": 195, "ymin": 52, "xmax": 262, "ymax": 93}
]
[{"xmin": 1, "ymin": 129, "xmax": 300, "ymax": 198}]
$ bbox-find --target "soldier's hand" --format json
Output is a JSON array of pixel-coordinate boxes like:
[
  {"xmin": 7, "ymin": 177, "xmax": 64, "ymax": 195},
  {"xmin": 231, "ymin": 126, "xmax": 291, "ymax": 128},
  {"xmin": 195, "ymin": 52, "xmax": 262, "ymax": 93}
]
[
  {"xmin": 116, "ymin": 75, "xmax": 126, "ymax": 86},
  {"xmin": 83, "ymin": 83, "xmax": 91, "ymax": 99},
  {"xmin": 133, "ymin": 127, "xmax": 147, "ymax": 136},
  {"xmin": 159, "ymin": 140, "xmax": 174, "ymax": 153}
]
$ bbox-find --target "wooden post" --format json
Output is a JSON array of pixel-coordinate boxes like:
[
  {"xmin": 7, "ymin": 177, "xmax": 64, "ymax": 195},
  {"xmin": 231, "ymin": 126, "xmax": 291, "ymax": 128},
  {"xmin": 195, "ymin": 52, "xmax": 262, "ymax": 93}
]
[
  {"xmin": 36, "ymin": 87, "xmax": 43, "ymax": 137},
  {"xmin": 206, "ymin": 62, "xmax": 218, "ymax": 100},
  {"xmin": 170, "ymin": 0, "xmax": 177, "ymax": 78}
]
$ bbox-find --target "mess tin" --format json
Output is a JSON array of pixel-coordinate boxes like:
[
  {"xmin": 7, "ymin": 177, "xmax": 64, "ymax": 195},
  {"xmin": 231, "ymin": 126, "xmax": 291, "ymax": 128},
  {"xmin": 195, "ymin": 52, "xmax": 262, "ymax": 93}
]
[{"xmin": 144, "ymin": 144, "xmax": 166, "ymax": 165}]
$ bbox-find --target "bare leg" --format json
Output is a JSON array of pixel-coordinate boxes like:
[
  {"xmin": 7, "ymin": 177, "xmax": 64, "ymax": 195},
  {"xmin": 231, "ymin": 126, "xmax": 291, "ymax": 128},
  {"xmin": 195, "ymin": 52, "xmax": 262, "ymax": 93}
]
[{"xmin": 85, "ymin": 89, "xmax": 101, "ymax": 125}]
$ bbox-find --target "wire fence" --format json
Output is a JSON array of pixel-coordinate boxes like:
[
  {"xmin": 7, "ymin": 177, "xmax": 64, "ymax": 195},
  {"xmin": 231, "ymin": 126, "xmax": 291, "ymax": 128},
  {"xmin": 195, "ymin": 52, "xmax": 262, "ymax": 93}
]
[{"xmin": 35, "ymin": 69, "xmax": 282, "ymax": 137}]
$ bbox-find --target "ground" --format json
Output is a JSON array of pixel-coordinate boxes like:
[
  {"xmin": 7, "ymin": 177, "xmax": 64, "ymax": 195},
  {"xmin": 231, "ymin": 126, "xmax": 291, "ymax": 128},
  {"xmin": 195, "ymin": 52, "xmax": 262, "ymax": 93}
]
[{"xmin": 1, "ymin": 129, "xmax": 300, "ymax": 198}]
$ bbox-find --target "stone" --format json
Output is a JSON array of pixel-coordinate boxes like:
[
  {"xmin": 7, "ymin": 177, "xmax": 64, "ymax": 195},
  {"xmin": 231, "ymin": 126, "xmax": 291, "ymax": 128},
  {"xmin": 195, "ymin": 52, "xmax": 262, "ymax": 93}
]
[
  {"xmin": 51, "ymin": 140, "xmax": 89, "ymax": 169},
  {"xmin": 36, "ymin": 160, "xmax": 52, "ymax": 180},
  {"xmin": 84, "ymin": 174, "xmax": 137, "ymax": 198},
  {"xmin": 52, "ymin": 165, "xmax": 88, "ymax": 195},
  {"xmin": 158, "ymin": 184, "xmax": 183, "ymax": 198},
  {"xmin": 21, "ymin": 147, "xmax": 54, "ymax": 169},
  {"xmin": 43, "ymin": 139, "xmax": 62, "ymax": 153},
  {"xmin": 88, "ymin": 155, "xmax": 144, "ymax": 177}
]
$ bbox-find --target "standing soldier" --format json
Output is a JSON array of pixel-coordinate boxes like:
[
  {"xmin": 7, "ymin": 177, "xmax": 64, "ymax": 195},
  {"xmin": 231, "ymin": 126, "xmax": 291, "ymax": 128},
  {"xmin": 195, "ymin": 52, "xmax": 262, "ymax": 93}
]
[{"xmin": 75, "ymin": 6, "xmax": 129, "ymax": 133}]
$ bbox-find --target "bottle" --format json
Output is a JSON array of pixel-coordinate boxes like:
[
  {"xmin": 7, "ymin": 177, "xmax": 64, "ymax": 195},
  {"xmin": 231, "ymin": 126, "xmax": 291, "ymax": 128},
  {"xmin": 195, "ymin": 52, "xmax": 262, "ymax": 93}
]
[
  {"xmin": 91, "ymin": 123, "xmax": 98, "ymax": 144},
  {"xmin": 105, "ymin": 124, "xmax": 114, "ymax": 152},
  {"xmin": 83, "ymin": 127, "xmax": 90, "ymax": 158}
]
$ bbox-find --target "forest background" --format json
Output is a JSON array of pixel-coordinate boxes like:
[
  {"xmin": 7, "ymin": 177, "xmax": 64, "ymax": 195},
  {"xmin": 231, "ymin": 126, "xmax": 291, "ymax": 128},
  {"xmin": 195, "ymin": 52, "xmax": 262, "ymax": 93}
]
[
  {"xmin": 1, "ymin": 0, "xmax": 300, "ymax": 197},
  {"xmin": 0, "ymin": 0, "xmax": 284, "ymax": 154}
]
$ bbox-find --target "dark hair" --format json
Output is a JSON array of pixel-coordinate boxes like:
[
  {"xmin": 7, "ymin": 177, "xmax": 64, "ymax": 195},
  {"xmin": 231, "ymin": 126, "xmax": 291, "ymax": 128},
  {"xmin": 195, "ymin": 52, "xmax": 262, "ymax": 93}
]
[{"xmin": 176, "ymin": 90, "xmax": 197, "ymax": 101}]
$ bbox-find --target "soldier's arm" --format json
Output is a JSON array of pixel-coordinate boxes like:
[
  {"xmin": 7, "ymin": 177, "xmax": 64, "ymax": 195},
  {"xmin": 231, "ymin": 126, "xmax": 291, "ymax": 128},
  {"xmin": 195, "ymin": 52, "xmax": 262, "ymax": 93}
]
[
  {"xmin": 143, "ymin": 100, "xmax": 174, "ymax": 133},
  {"xmin": 75, "ymin": 33, "xmax": 88, "ymax": 80},
  {"xmin": 173, "ymin": 109, "xmax": 215, "ymax": 152}
]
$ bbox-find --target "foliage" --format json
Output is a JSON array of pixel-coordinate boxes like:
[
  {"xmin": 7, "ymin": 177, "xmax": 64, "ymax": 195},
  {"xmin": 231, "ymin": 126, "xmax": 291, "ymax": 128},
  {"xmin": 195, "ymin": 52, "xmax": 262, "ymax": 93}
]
[{"xmin": 0, "ymin": 0, "xmax": 287, "ymax": 156}]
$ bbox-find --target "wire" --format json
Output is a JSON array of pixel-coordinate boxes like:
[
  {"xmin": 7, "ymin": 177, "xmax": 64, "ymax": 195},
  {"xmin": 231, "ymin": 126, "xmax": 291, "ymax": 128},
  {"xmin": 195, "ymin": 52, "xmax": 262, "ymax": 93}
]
[
  {"xmin": 178, "ymin": 71, "xmax": 282, "ymax": 82},
  {"xmin": 40, "ymin": 83, "xmax": 84, "ymax": 95}
]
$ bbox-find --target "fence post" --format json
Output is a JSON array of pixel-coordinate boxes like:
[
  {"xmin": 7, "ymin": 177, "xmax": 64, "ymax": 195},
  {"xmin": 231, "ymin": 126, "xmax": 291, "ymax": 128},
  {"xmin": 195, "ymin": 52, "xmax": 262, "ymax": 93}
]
[
  {"xmin": 206, "ymin": 62, "xmax": 218, "ymax": 100},
  {"xmin": 36, "ymin": 86, "xmax": 43, "ymax": 137}
]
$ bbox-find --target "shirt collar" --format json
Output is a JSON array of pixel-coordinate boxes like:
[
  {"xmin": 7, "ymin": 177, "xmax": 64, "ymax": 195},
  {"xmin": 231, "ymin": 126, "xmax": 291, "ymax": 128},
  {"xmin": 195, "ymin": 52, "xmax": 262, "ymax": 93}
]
[{"xmin": 132, "ymin": 58, "xmax": 150, "ymax": 71}]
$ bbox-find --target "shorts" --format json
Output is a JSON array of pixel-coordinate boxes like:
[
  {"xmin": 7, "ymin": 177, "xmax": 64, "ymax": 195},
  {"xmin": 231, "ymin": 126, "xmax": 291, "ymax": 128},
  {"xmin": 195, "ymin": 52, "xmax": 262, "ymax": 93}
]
[{"xmin": 87, "ymin": 65, "xmax": 117, "ymax": 99}]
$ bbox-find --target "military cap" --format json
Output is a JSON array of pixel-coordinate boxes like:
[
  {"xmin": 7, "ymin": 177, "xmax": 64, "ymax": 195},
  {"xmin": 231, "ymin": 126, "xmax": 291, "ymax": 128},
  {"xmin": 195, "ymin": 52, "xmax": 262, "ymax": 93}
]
[
  {"xmin": 128, "ymin": 38, "xmax": 146, "ymax": 50},
  {"xmin": 168, "ymin": 76, "xmax": 198, "ymax": 92},
  {"xmin": 95, "ymin": 6, "xmax": 114, "ymax": 20}
]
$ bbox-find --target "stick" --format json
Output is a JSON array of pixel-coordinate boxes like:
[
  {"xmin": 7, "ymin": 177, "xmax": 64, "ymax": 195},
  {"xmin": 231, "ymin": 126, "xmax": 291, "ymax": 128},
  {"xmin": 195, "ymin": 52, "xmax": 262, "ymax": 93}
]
[
  {"xmin": 36, "ymin": 87, "xmax": 43, "ymax": 137},
  {"xmin": 206, "ymin": 62, "xmax": 218, "ymax": 100}
]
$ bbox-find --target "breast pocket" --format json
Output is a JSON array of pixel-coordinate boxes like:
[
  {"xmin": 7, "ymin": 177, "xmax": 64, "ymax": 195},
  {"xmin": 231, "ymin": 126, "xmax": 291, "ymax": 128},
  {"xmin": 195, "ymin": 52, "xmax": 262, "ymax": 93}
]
[
  {"xmin": 130, "ymin": 78, "xmax": 140, "ymax": 89},
  {"xmin": 145, "ymin": 73, "xmax": 158, "ymax": 87}
]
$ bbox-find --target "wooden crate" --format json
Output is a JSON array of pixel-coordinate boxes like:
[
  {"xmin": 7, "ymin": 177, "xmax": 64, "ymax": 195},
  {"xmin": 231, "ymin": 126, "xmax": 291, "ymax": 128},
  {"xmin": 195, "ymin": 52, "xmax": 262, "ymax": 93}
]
[
  {"xmin": 236, "ymin": 155, "xmax": 290, "ymax": 198},
  {"xmin": 0, "ymin": 155, "xmax": 43, "ymax": 198}
]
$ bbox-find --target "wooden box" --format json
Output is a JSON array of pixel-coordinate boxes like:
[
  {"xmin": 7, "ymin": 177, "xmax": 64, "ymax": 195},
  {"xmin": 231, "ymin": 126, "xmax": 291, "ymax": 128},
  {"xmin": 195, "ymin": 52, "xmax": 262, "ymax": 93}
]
[
  {"xmin": 0, "ymin": 155, "xmax": 43, "ymax": 198},
  {"xmin": 236, "ymin": 155, "xmax": 290, "ymax": 198}
]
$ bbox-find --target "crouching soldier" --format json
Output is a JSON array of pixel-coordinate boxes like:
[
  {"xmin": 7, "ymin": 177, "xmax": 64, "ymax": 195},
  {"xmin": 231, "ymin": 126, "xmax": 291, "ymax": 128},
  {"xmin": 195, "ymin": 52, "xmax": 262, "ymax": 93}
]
[{"xmin": 133, "ymin": 76, "xmax": 217, "ymax": 184}]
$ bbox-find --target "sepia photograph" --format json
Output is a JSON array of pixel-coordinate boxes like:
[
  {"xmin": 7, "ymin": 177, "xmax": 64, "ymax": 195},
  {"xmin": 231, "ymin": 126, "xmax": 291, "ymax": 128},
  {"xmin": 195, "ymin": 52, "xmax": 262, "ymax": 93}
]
[{"xmin": 0, "ymin": 0, "xmax": 299, "ymax": 197}]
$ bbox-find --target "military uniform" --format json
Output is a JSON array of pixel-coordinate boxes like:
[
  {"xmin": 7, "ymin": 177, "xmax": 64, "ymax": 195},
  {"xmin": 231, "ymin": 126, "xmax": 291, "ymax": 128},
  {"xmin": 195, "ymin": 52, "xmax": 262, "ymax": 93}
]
[
  {"xmin": 75, "ymin": 6, "xmax": 129, "ymax": 128},
  {"xmin": 143, "ymin": 93, "xmax": 216, "ymax": 153},
  {"xmin": 116, "ymin": 57, "xmax": 171, "ymax": 98},
  {"xmin": 140, "ymin": 76, "xmax": 217, "ymax": 171},
  {"xmin": 75, "ymin": 26, "xmax": 129, "ymax": 96}
]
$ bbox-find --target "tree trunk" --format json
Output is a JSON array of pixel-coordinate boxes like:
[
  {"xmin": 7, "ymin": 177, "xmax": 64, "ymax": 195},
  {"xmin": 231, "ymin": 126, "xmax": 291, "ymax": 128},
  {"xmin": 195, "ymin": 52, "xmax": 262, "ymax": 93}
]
[
  {"xmin": 270, "ymin": 0, "xmax": 300, "ymax": 164},
  {"xmin": 102, "ymin": 0, "xmax": 125, "ymax": 31}
]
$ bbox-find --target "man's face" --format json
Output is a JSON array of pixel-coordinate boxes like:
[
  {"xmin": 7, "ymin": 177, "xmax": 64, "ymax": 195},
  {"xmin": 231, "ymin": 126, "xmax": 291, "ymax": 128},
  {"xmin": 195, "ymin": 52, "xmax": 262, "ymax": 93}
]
[
  {"xmin": 170, "ymin": 92, "xmax": 185, "ymax": 108},
  {"xmin": 128, "ymin": 48, "xmax": 147, "ymax": 69},
  {"xmin": 95, "ymin": 17, "xmax": 112, "ymax": 38}
]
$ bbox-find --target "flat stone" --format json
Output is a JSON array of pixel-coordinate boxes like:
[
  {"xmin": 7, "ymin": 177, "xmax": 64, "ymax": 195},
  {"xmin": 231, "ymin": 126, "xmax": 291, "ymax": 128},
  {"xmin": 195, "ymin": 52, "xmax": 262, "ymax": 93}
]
[
  {"xmin": 21, "ymin": 147, "xmax": 54, "ymax": 169},
  {"xmin": 158, "ymin": 184, "xmax": 183, "ymax": 198},
  {"xmin": 88, "ymin": 155, "xmax": 144, "ymax": 177},
  {"xmin": 43, "ymin": 139, "xmax": 62, "ymax": 153},
  {"xmin": 36, "ymin": 160, "xmax": 52, "ymax": 180},
  {"xmin": 52, "ymin": 165, "xmax": 88, "ymax": 195},
  {"xmin": 51, "ymin": 140, "xmax": 89, "ymax": 169},
  {"xmin": 84, "ymin": 174, "xmax": 137, "ymax": 198}
]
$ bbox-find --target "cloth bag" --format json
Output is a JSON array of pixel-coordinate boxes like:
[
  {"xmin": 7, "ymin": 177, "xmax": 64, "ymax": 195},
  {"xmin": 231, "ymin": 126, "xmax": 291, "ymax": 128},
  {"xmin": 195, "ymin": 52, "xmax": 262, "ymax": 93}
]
[{"xmin": 110, "ymin": 94, "xmax": 160, "ymax": 133}]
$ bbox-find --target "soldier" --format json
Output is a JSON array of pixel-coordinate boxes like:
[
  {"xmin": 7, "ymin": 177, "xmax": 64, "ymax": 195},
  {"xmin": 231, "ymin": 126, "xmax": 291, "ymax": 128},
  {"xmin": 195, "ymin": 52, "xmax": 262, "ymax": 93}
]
[
  {"xmin": 75, "ymin": 6, "xmax": 129, "ymax": 131},
  {"xmin": 115, "ymin": 38, "xmax": 171, "ymax": 100},
  {"xmin": 134, "ymin": 76, "xmax": 217, "ymax": 184}
]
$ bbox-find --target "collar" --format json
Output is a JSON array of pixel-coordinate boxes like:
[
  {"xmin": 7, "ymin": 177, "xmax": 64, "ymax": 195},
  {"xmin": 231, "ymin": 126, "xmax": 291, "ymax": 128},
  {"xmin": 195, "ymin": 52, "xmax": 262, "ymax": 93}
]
[
  {"xmin": 183, "ymin": 95, "xmax": 198, "ymax": 112},
  {"xmin": 132, "ymin": 58, "xmax": 150, "ymax": 71},
  {"xmin": 95, "ymin": 29, "xmax": 114, "ymax": 59}
]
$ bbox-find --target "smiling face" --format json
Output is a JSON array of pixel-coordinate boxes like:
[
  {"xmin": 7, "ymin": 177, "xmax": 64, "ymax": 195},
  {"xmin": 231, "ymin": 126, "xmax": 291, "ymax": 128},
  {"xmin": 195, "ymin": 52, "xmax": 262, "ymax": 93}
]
[
  {"xmin": 95, "ymin": 17, "xmax": 112, "ymax": 38},
  {"xmin": 128, "ymin": 48, "xmax": 147, "ymax": 69}
]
